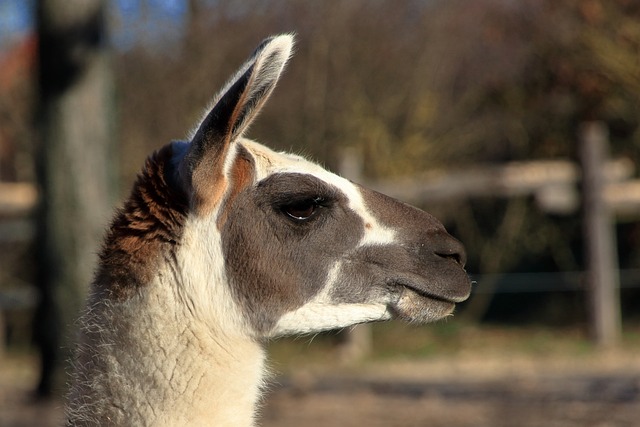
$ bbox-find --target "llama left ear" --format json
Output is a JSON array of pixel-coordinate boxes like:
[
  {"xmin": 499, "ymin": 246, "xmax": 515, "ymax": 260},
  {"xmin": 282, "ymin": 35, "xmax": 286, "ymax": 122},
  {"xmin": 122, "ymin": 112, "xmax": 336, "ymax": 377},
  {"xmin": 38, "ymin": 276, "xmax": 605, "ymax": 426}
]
[{"xmin": 178, "ymin": 34, "xmax": 294, "ymax": 210}]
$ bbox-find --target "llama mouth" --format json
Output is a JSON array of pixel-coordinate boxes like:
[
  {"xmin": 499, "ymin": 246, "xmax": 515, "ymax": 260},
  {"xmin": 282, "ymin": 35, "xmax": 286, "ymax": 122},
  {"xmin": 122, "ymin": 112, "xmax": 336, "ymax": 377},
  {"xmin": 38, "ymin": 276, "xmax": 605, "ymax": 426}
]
[
  {"xmin": 398, "ymin": 283, "xmax": 461, "ymax": 304},
  {"xmin": 387, "ymin": 283, "xmax": 459, "ymax": 323}
]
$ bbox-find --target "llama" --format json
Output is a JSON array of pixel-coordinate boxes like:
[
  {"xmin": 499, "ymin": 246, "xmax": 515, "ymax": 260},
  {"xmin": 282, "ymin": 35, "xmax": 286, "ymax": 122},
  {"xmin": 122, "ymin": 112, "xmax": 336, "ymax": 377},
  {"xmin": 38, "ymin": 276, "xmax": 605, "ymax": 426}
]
[{"xmin": 66, "ymin": 34, "xmax": 471, "ymax": 426}]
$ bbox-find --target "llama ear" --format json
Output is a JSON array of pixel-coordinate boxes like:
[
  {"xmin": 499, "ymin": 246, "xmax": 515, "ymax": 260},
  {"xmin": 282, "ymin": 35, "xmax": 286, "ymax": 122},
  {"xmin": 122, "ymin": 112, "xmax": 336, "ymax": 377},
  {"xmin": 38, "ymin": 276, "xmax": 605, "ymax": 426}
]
[{"xmin": 178, "ymin": 34, "xmax": 294, "ymax": 207}]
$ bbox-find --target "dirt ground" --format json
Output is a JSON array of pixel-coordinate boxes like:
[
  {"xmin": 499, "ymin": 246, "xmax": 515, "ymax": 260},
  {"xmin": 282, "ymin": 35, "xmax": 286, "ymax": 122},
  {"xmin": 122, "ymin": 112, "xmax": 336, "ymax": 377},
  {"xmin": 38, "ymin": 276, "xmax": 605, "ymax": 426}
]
[
  {"xmin": 1, "ymin": 345, "xmax": 639, "ymax": 427},
  {"xmin": 262, "ymin": 358, "xmax": 640, "ymax": 427}
]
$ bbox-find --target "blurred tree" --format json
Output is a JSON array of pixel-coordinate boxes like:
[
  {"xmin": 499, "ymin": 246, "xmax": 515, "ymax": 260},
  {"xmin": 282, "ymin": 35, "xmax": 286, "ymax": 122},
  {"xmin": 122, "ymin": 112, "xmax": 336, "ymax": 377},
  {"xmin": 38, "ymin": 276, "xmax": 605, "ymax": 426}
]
[{"xmin": 35, "ymin": 0, "xmax": 115, "ymax": 396}]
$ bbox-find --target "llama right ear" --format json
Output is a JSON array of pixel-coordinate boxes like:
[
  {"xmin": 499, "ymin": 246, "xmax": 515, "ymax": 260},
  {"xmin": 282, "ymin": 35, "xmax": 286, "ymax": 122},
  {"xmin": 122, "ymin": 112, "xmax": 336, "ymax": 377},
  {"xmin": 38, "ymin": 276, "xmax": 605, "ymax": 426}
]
[{"xmin": 177, "ymin": 34, "xmax": 294, "ymax": 211}]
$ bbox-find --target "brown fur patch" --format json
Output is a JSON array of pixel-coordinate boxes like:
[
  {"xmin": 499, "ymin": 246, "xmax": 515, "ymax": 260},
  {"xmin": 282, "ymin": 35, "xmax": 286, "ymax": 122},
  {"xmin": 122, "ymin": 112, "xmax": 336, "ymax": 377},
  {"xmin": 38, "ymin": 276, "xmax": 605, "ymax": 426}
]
[
  {"xmin": 94, "ymin": 144, "xmax": 188, "ymax": 301},
  {"xmin": 217, "ymin": 145, "xmax": 255, "ymax": 229},
  {"xmin": 191, "ymin": 153, "xmax": 228, "ymax": 216}
]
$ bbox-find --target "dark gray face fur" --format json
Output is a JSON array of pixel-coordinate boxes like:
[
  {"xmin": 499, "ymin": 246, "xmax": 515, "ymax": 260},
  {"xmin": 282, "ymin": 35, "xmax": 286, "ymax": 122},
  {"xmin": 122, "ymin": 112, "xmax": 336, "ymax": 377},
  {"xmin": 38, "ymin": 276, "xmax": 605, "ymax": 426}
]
[
  {"xmin": 222, "ymin": 172, "xmax": 363, "ymax": 334},
  {"xmin": 221, "ymin": 168, "xmax": 470, "ymax": 335}
]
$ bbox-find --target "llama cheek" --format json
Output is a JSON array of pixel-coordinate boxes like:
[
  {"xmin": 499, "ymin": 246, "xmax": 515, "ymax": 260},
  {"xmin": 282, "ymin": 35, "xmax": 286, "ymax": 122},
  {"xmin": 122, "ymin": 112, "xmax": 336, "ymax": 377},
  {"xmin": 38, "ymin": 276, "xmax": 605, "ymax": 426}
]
[
  {"xmin": 220, "ymin": 195, "xmax": 341, "ymax": 334},
  {"xmin": 267, "ymin": 261, "xmax": 391, "ymax": 337}
]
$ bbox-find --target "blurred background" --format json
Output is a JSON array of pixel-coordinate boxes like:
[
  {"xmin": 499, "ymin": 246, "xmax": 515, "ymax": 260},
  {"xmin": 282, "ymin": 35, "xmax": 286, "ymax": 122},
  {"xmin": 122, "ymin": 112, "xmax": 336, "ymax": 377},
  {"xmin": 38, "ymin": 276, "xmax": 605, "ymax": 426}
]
[{"xmin": 1, "ymin": 0, "xmax": 639, "ymax": 426}]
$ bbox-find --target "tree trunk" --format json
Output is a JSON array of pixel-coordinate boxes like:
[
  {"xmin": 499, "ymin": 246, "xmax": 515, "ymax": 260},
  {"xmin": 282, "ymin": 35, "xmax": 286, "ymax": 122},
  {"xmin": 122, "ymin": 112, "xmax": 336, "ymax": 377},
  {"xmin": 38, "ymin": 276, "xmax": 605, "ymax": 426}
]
[{"xmin": 35, "ymin": 0, "xmax": 115, "ymax": 397}]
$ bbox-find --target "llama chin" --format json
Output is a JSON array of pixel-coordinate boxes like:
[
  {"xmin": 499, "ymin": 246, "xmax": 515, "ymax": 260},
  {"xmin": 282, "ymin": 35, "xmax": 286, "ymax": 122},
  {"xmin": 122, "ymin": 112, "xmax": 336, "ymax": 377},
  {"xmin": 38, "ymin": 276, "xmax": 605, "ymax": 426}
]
[{"xmin": 66, "ymin": 34, "xmax": 471, "ymax": 426}]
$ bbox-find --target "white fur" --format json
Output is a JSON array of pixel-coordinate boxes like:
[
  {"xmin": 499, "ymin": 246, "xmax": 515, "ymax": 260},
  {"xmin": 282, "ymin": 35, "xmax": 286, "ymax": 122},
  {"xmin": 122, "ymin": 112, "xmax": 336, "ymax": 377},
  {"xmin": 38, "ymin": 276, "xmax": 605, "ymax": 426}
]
[
  {"xmin": 272, "ymin": 302, "xmax": 391, "ymax": 336},
  {"xmin": 177, "ymin": 213, "xmax": 250, "ymax": 337},
  {"xmin": 171, "ymin": 215, "xmax": 266, "ymax": 426},
  {"xmin": 69, "ymin": 290, "xmax": 264, "ymax": 427},
  {"xmin": 67, "ymin": 216, "xmax": 267, "ymax": 426}
]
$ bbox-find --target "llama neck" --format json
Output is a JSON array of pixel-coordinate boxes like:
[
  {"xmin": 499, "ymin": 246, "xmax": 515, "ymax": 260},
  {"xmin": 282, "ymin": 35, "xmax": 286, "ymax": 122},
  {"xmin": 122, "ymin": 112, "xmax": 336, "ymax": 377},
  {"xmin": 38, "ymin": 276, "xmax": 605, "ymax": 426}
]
[{"xmin": 67, "ymin": 271, "xmax": 266, "ymax": 427}]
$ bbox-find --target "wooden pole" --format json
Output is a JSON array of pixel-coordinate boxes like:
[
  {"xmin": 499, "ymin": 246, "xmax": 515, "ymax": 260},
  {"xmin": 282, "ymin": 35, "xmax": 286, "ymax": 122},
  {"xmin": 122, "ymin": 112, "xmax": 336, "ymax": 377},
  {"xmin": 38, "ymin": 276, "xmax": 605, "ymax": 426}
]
[
  {"xmin": 337, "ymin": 148, "xmax": 373, "ymax": 362},
  {"xmin": 579, "ymin": 122, "xmax": 621, "ymax": 348}
]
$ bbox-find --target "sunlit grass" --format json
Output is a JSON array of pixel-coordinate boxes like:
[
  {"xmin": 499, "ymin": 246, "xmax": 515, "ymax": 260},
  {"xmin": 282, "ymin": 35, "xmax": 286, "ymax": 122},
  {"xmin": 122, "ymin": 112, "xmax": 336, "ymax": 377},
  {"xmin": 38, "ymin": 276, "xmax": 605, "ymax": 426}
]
[{"xmin": 267, "ymin": 321, "xmax": 640, "ymax": 372}]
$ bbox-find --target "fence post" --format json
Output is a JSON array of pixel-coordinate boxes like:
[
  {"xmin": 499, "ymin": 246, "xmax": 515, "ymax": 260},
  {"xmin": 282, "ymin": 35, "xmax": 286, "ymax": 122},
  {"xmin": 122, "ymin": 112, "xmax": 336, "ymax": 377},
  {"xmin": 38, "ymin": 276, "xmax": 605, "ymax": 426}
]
[
  {"xmin": 580, "ymin": 122, "xmax": 621, "ymax": 348},
  {"xmin": 337, "ymin": 148, "xmax": 373, "ymax": 362}
]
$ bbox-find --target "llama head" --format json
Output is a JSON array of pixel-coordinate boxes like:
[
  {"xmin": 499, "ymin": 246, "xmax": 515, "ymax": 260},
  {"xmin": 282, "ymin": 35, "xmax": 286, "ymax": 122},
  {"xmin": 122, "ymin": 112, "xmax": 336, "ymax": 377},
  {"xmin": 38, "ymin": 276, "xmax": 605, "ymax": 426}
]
[{"xmin": 152, "ymin": 34, "xmax": 471, "ymax": 338}]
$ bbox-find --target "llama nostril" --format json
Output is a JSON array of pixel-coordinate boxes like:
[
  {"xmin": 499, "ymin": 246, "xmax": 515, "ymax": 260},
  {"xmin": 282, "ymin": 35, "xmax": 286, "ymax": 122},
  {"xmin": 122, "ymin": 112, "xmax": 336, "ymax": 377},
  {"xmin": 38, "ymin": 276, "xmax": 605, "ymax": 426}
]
[
  {"xmin": 437, "ymin": 251, "xmax": 462, "ymax": 266},
  {"xmin": 434, "ymin": 237, "xmax": 467, "ymax": 268}
]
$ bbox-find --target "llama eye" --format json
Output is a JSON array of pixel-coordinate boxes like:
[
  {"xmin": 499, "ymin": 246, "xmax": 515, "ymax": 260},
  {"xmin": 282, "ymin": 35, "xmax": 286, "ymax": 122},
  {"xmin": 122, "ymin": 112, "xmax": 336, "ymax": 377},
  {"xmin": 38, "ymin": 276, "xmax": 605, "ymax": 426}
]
[{"xmin": 282, "ymin": 198, "xmax": 323, "ymax": 221}]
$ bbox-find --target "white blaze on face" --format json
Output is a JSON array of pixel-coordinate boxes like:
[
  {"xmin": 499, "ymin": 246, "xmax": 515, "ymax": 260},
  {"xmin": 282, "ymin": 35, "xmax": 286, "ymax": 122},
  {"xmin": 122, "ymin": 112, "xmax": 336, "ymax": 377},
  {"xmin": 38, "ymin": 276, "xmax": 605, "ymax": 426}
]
[
  {"xmin": 241, "ymin": 139, "xmax": 397, "ymax": 247},
  {"xmin": 336, "ymin": 179, "xmax": 397, "ymax": 247},
  {"xmin": 301, "ymin": 168, "xmax": 397, "ymax": 248}
]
